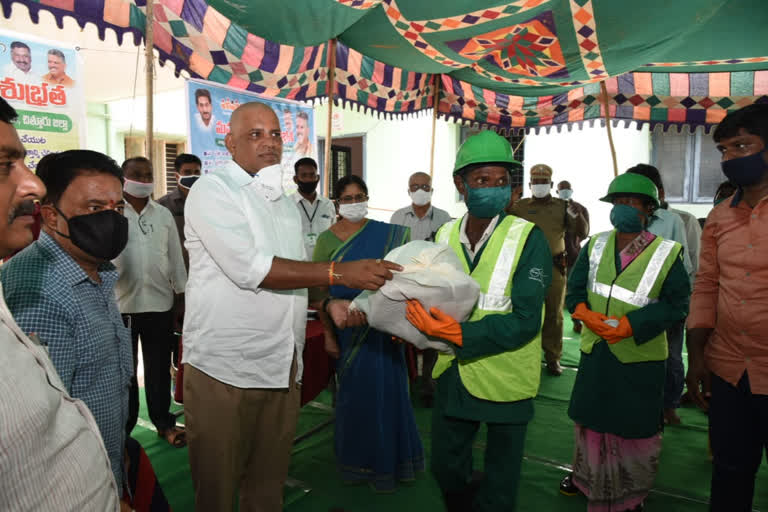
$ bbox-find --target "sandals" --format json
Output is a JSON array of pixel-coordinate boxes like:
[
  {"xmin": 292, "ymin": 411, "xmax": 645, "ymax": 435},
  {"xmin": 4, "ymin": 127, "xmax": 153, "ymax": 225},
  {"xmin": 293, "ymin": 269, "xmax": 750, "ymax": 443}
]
[{"xmin": 158, "ymin": 426, "xmax": 187, "ymax": 448}]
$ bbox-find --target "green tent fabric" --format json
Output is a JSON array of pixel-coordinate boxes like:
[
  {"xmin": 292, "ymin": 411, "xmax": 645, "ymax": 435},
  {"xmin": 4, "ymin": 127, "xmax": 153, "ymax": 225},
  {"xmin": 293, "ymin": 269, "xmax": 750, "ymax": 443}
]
[{"xmin": 4, "ymin": 0, "xmax": 767, "ymax": 131}]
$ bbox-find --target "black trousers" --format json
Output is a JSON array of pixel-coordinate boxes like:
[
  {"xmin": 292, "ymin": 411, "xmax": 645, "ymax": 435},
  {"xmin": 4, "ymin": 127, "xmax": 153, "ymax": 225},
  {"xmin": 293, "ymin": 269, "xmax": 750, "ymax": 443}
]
[
  {"xmin": 709, "ymin": 371, "xmax": 768, "ymax": 512},
  {"xmin": 125, "ymin": 310, "xmax": 176, "ymax": 435}
]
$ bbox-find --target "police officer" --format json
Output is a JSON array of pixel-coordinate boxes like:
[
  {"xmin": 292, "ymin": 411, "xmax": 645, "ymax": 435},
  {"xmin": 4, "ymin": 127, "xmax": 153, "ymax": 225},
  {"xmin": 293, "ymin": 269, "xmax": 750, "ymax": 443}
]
[
  {"xmin": 509, "ymin": 164, "xmax": 589, "ymax": 375},
  {"xmin": 406, "ymin": 131, "xmax": 552, "ymax": 511}
]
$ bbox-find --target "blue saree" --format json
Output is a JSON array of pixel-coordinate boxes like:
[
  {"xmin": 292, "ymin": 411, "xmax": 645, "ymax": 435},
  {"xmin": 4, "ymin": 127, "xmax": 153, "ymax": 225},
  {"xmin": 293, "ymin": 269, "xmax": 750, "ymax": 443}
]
[{"xmin": 327, "ymin": 220, "xmax": 425, "ymax": 492}]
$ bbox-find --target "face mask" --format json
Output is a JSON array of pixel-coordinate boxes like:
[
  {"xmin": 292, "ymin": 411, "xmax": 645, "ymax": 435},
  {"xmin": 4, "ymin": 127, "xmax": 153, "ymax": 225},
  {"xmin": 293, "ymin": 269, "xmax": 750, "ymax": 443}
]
[
  {"xmin": 55, "ymin": 207, "xmax": 129, "ymax": 260},
  {"xmin": 557, "ymin": 189, "xmax": 573, "ymax": 200},
  {"xmin": 123, "ymin": 179, "xmax": 154, "ymax": 198},
  {"xmin": 464, "ymin": 182, "xmax": 510, "ymax": 219},
  {"xmin": 254, "ymin": 164, "xmax": 284, "ymax": 201},
  {"xmin": 178, "ymin": 175, "xmax": 199, "ymax": 189},
  {"xmin": 721, "ymin": 150, "xmax": 767, "ymax": 187},
  {"xmin": 338, "ymin": 201, "xmax": 368, "ymax": 222},
  {"xmin": 297, "ymin": 179, "xmax": 319, "ymax": 195},
  {"xmin": 531, "ymin": 184, "xmax": 551, "ymax": 198},
  {"xmin": 410, "ymin": 189, "xmax": 432, "ymax": 206},
  {"xmin": 610, "ymin": 204, "xmax": 646, "ymax": 233}
]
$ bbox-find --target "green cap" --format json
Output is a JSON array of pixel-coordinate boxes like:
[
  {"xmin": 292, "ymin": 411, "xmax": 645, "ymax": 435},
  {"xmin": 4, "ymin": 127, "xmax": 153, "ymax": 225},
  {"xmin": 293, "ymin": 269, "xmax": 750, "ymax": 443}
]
[
  {"xmin": 453, "ymin": 131, "xmax": 520, "ymax": 174},
  {"xmin": 600, "ymin": 173, "xmax": 660, "ymax": 208}
]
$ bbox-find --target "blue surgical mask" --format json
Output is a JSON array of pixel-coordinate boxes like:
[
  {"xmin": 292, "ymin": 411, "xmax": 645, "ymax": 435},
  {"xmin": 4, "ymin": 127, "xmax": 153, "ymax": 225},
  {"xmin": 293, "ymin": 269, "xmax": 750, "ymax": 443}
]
[
  {"xmin": 610, "ymin": 204, "xmax": 646, "ymax": 233},
  {"xmin": 721, "ymin": 150, "xmax": 767, "ymax": 187},
  {"xmin": 557, "ymin": 189, "xmax": 573, "ymax": 200},
  {"xmin": 464, "ymin": 181, "xmax": 511, "ymax": 219}
]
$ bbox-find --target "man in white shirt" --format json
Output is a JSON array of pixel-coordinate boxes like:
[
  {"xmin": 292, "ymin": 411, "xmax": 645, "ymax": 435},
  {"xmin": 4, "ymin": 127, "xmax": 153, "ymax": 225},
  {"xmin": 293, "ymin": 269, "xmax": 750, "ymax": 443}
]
[
  {"xmin": 0, "ymin": 97, "xmax": 120, "ymax": 510},
  {"xmin": 183, "ymin": 101, "xmax": 401, "ymax": 512},
  {"xmin": 194, "ymin": 88, "xmax": 216, "ymax": 131},
  {"xmin": 390, "ymin": 171, "xmax": 452, "ymax": 242},
  {"xmin": 3, "ymin": 41, "xmax": 40, "ymax": 84},
  {"xmin": 293, "ymin": 156, "xmax": 336, "ymax": 259},
  {"xmin": 114, "ymin": 156, "xmax": 187, "ymax": 447},
  {"xmin": 626, "ymin": 164, "xmax": 693, "ymax": 426}
]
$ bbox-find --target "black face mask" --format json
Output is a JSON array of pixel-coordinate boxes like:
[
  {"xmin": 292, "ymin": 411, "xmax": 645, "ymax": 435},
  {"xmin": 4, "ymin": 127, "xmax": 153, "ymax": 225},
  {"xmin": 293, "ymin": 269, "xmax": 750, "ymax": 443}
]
[
  {"xmin": 55, "ymin": 207, "xmax": 129, "ymax": 260},
  {"xmin": 297, "ymin": 179, "xmax": 319, "ymax": 194}
]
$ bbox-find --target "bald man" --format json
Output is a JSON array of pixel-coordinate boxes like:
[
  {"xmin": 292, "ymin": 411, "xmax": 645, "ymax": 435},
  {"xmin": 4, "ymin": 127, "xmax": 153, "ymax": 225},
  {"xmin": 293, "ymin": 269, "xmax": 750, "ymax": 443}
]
[
  {"xmin": 183, "ymin": 102, "xmax": 401, "ymax": 511},
  {"xmin": 391, "ymin": 171, "xmax": 452, "ymax": 242}
]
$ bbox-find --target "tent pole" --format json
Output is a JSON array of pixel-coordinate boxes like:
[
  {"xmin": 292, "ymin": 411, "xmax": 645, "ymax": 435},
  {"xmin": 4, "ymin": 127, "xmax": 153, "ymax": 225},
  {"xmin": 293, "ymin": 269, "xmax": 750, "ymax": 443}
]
[
  {"xmin": 145, "ymin": 0, "xmax": 154, "ymax": 173},
  {"xmin": 600, "ymin": 81, "xmax": 618, "ymax": 176},
  {"xmin": 323, "ymin": 39, "xmax": 337, "ymax": 198},
  {"xmin": 512, "ymin": 133, "xmax": 526, "ymax": 156},
  {"xmin": 429, "ymin": 74, "xmax": 440, "ymax": 177}
]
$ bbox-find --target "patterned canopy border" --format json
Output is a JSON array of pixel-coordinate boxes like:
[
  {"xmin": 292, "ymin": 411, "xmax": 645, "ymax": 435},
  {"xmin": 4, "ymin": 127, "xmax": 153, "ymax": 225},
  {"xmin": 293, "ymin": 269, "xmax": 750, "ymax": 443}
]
[{"xmin": 3, "ymin": 0, "xmax": 768, "ymax": 133}]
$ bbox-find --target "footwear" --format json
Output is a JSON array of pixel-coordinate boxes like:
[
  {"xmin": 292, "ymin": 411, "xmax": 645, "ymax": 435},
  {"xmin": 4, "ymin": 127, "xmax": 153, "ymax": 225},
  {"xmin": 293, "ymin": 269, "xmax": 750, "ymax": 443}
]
[
  {"xmin": 546, "ymin": 361, "xmax": 563, "ymax": 376},
  {"xmin": 559, "ymin": 473, "xmax": 579, "ymax": 496},
  {"xmin": 663, "ymin": 408, "xmax": 681, "ymax": 425}
]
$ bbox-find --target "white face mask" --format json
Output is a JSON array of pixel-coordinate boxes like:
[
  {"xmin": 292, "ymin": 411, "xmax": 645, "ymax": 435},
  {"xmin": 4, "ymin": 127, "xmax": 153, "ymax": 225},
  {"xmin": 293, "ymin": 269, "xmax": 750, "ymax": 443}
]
[
  {"xmin": 409, "ymin": 189, "xmax": 432, "ymax": 206},
  {"xmin": 254, "ymin": 164, "xmax": 284, "ymax": 201},
  {"xmin": 557, "ymin": 189, "xmax": 573, "ymax": 200},
  {"xmin": 124, "ymin": 178, "xmax": 154, "ymax": 198},
  {"xmin": 531, "ymin": 184, "xmax": 551, "ymax": 198},
  {"xmin": 339, "ymin": 201, "xmax": 368, "ymax": 222}
]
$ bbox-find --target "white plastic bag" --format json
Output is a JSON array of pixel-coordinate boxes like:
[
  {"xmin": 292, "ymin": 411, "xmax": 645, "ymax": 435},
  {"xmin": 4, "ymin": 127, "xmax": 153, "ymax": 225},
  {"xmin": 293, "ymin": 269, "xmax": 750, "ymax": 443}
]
[{"xmin": 352, "ymin": 241, "xmax": 480, "ymax": 354}]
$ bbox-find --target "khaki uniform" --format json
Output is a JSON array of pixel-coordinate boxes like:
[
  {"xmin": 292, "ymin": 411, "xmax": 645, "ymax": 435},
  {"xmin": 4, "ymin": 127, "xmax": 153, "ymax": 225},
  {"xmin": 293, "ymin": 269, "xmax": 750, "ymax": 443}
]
[{"xmin": 509, "ymin": 195, "xmax": 589, "ymax": 363}]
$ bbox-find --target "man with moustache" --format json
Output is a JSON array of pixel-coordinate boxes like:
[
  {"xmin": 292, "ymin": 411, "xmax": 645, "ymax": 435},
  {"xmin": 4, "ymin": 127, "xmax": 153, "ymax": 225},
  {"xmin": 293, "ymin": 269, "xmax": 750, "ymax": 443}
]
[
  {"xmin": 4, "ymin": 41, "xmax": 40, "ymax": 84},
  {"xmin": 41, "ymin": 48, "xmax": 75, "ymax": 87},
  {"xmin": 183, "ymin": 101, "xmax": 401, "ymax": 511},
  {"xmin": 2, "ymin": 149, "xmax": 133, "ymax": 496},
  {"xmin": 0, "ymin": 98, "xmax": 121, "ymax": 511}
]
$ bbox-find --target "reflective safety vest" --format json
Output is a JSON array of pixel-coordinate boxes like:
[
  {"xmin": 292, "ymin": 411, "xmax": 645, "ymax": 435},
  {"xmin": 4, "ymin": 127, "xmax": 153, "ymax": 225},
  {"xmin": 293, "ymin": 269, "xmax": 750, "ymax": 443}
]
[
  {"xmin": 433, "ymin": 215, "xmax": 542, "ymax": 403},
  {"xmin": 581, "ymin": 230, "xmax": 682, "ymax": 363}
]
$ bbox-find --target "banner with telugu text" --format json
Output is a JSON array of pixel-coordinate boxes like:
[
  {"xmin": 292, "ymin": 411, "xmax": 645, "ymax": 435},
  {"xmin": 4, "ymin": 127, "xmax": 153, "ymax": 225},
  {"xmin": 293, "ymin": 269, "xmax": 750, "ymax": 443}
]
[
  {"xmin": 0, "ymin": 29, "xmax": 85, "ymax": 170},
  {"xmin": 186, "ymin": 79, "xmax": 317, "ymax": 195}
]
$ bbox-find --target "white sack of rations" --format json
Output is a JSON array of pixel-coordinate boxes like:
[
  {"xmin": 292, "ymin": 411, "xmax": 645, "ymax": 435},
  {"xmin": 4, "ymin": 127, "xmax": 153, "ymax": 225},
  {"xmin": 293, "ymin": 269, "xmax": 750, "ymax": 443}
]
[{"xmin": 352, "ymin": 241, "xmax": 480, "ymax": 355}]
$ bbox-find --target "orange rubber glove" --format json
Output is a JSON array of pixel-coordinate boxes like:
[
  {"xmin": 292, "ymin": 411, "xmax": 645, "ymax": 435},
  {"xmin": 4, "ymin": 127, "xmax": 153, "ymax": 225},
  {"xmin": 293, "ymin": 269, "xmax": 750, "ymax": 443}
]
[
  {"xmin": 405, "ymin": 300, "xmax": 463, "ymax": 346},
  {"xmin": 572, "ymin": 303, "xmax": 615, "ymax": 339},
  {"xmin": 604, "ymin": 316, "xmax": 633, "ymax": 344}
]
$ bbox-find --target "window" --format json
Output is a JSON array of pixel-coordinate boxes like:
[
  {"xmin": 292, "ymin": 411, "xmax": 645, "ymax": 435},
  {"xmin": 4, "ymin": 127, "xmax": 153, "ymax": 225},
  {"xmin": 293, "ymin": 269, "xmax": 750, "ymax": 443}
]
[
  {"xmin": 123, "ymin": 136, "xmax": 186, "ymax": 197},
  {"xmin": 651, "ymin": 128, "xmax": 723, "ymax": 204}
]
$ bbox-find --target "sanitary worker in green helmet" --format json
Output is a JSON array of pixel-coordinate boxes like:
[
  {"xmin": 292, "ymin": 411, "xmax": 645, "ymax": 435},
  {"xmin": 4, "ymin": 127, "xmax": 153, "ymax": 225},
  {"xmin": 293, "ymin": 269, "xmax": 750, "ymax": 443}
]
[
  {"xmin": 559, "ymin": 172, "xmax": 689, "ymax": 512},
  {"xmin": 406, "ymin": 130, "xmax": 552, "ymax": 511}
]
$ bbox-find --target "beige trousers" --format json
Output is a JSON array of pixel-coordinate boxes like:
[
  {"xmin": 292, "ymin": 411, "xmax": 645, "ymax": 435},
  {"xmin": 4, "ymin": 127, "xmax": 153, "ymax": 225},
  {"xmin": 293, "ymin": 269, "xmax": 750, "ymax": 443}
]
[
  {"xmin": 543, "ymin": 266, "xmax": 566, "ymax": 363},
  {"xmin": 184, "ymin": 357, "xmax": 300, "ymax": 512}
]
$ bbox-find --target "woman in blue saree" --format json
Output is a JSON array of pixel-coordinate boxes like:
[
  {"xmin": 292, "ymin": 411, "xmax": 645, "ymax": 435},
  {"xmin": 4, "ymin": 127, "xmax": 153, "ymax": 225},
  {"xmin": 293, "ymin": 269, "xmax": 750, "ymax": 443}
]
[{"xmin": 312, "ymin": 175, "xmax": 424, "ymax": 492}]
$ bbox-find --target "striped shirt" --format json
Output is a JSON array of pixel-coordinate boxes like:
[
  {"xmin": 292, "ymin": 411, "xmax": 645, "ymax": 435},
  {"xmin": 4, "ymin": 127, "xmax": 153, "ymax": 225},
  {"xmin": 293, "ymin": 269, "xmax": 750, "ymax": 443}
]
[
  {"xmin": 0, "ymin": 282, "xmax": 119, "ymax": 510},
  {"xmin": 1, "ymin": 232, "xmax": 133, "ymax": 490}
]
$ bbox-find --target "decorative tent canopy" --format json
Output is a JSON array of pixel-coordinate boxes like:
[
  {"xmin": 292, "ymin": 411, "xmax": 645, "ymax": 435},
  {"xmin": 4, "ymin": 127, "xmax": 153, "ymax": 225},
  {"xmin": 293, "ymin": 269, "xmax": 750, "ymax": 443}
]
[{"xmin": 3, "ymin": 0, "xmax": 767, "ymax": 132}]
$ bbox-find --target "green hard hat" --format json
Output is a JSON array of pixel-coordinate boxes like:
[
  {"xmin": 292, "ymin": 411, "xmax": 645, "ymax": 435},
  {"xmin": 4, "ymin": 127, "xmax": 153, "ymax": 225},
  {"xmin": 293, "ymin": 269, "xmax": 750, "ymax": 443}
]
[
  {"xmin": 453, "ymin": 130, "xmax": 520, "ymax": 174},
  {"xmin": 600, "ymin": 173, "xmax": 660, "ymax": 208}
]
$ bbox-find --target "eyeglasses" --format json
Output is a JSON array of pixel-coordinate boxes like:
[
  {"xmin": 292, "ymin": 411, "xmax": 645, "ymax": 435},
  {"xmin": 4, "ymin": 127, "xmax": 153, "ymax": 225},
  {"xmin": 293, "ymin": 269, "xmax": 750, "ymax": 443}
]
[
  {"xmin": 409, "ymin": 184, "xmax": 432, "ymax": 192},
  {"xmin": 337, "ymin": 193, "xmax": 368, "ymax": 204}
]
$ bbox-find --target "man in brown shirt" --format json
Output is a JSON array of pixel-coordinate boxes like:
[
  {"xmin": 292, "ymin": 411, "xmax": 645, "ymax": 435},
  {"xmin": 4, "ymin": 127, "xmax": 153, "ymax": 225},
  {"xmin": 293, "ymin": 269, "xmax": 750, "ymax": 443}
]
[
  {"xmin": 41, "ymin": 49, "xmax": 75, "ymax": 88},
  {"xmin": 509, "ymin": 164, "xmax": 588, "ymax": 375},
  {"xmin": 556, "ymin": 180, "xmax": 590, "ymax": 333},
  {"xmin": 157, "ymin": 153, "xmax": 201, "ymax": 271},
  {"xmin": 687, "ymin": 103, "xmax": 768, "ymax": 512}
]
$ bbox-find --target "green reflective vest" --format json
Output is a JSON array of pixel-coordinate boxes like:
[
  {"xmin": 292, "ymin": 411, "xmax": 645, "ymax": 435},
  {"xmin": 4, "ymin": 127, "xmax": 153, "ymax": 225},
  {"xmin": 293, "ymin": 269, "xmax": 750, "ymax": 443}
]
[
  {"xmin": 581, "ymin": 230, "xmax": 682, "ymax": 363},
  {"xmin": 433, "ymin": 215, "xmax": 542, "ymax": 403}
]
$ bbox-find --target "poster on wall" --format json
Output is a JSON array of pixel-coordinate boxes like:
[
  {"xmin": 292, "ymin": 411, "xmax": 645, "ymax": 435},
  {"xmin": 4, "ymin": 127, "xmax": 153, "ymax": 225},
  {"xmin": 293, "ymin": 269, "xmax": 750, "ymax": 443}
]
[
  {"xmin": 186, "ymin": 79, "xmax": 317, "ymax": 195},
  {"xmin": 0, "ymin": 29, "xmax": 86, "ymax": 170}
]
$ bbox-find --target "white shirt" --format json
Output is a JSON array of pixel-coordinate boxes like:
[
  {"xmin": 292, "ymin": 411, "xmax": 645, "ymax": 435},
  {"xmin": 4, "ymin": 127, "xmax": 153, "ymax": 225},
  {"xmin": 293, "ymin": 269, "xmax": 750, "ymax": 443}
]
[
  {"xmin": 194, "ymin": 111, "xmax": 216, "ymax": 131},
  {"xmin": 0, "ymin": 284, "xmax": 120, "ymax": 511},
  {"xmin": 183, "ymin": 160, "xmax": 307, "ymax": 388},
  {"xmin": 459, "ymin": 214, "xmax": 500, "ymax": 260},
  {"xmin": 2, "ymin": 63, "xmax": 40, "ymax": 84},
  {"xmin": 113, "ymin": 199, "xmax": 187, "ymax": 314},
  {"xmin": 670, "ymin": 207, "xmax": 702, "ymax": 277},
  {"xmin": 293, "ymin": 193, "xmax": 336, "ymax": 260},
  {"xmin": 647, "ymin": 207, "xmax": 693, "ymax": 279}
]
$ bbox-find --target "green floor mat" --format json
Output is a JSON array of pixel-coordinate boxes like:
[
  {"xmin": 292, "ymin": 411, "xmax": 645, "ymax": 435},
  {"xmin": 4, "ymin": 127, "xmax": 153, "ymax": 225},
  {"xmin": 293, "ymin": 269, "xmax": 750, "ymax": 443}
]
[{"xmin": 130, "ymin": 317, "xmax": 768, "ymax": 511}]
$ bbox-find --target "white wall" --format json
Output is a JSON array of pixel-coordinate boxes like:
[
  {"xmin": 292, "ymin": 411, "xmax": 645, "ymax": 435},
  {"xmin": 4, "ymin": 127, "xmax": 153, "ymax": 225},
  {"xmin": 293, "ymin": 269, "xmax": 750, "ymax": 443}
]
[
  {"xmin": 523, "ymin": 123, "xmax": 652, "ymax": 235},
  {"xmin": 315, "ymin": 103, "xmax": 464, "ymax": 222}
]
